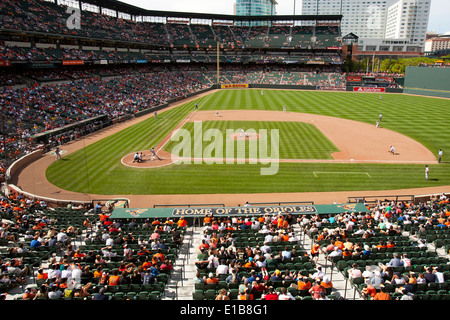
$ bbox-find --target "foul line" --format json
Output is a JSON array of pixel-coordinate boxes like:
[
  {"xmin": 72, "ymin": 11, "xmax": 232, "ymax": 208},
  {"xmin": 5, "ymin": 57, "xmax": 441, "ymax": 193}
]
[
  {"xmin": 155, "ymin": 110, "xmax": 198, "ymax": 154},
  {"xmin": 313, "ymin": 171, "xmax": 372, "ymax": 178}
]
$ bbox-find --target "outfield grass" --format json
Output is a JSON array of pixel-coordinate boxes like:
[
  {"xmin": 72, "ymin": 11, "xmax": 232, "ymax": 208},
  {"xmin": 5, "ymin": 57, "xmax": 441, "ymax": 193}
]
[{"xmin": 46, "ymin": 89, "xmax": 450, "ymax": 195}]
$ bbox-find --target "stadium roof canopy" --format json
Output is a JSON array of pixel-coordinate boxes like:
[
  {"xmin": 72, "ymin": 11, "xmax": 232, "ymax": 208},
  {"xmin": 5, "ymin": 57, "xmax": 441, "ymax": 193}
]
[{"xmin": 79, "ymin": 0, "xmax": 342, "ymax": 22}]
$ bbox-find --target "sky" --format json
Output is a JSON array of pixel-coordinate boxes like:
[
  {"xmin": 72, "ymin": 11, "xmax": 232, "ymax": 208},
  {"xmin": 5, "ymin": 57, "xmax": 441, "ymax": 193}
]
[{"xmin": 119, "ymin": 0, "xmax": 449, "ymax": 34}]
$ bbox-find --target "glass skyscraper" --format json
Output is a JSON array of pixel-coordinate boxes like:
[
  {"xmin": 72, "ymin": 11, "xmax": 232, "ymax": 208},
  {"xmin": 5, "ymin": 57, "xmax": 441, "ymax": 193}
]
[{"xmin": 235, "ymin": 0, "xmax": 277, "ymax": 16}]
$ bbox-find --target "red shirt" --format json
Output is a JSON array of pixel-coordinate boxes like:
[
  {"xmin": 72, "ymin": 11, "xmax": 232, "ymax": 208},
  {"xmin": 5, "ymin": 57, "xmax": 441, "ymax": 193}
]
[
  {"xmin": 264, "ymin": 293, "xmax": 279, "ymax": 300},
  {"xmin": 310, "ymin": 284, "xmax": 325, "ymax": 299}
]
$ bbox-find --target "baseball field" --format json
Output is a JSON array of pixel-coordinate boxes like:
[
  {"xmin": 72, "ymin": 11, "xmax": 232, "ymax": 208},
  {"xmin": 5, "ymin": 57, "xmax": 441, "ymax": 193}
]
[{"xmin": 44, "ymin": 89, "xmax": 450, "ymax": 198}]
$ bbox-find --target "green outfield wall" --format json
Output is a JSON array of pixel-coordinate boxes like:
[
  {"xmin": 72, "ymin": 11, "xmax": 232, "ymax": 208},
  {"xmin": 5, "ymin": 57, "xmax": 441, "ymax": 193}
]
[{"xmin": 404, "ymin": 66, "xmax": 450, "ymax": 99}]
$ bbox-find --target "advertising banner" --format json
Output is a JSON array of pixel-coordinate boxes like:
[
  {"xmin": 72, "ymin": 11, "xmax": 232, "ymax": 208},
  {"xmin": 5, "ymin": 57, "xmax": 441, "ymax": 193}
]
[
  {"xmin": 62, "ymin": 60, "xmax": 84, "ymax": 65},
  {"xmin": 353, "ymin": 87, "xmax": 386, "ymax": 93},
  {"xmin": 221, "ymin": 84, "xmax": 249, "ymax": 89},
  {"xmin": 346, "ymin": 75, "xmax": 362, "ymax": 82}
]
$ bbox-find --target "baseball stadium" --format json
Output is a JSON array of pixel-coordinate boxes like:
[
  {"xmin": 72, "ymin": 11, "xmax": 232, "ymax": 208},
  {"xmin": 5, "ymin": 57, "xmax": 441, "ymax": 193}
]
[{"xmin": 1, "ymin": 0, "xmax": 450, "ymax": 305}]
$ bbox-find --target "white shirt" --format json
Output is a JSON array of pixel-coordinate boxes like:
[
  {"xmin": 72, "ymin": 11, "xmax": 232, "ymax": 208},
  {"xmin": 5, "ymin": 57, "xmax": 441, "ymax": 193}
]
[
  {"xmin": 57, "ymin": 232, "xmax": 68, "ymax": 242},
  {"xmin": 264, "ymin": 234, "xmax": 273, "ymax": 243},
  {"xmin": 311, "ymin": 270, "xmax": 326, "ymax": 279},
  {"xmin": 216, "ymin": 264, "xmax": 229, "ymax": 275},
  {"xmin": 71, "ymin": 267, "xmax": 82, "ymax": 281},
  {"xmin": 48, "ymin": 269, "xmax": 61, "ymax": 280},
  {"xmin": 61, "ymin": 269, "xmax": 72, "ymax": 279},
  {"xmin": 435, "ymin": 271, "xmax": 445, "ymax": 283},
  {"xmin": 278, "ymin": 292, "xmax": 295, "ymax": 300}
]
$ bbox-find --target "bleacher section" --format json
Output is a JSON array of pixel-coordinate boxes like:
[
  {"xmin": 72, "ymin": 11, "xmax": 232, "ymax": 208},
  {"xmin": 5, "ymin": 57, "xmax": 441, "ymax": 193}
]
[{"xmin": 1, "ymin": 192, "xmax": 450, "ymax": 300}]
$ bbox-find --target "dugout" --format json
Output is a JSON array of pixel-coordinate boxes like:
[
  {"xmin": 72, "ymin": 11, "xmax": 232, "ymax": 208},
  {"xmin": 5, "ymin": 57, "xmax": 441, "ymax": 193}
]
[
  {"xmin": 109, "ymin": 203, "xmax": 369, "ymax": 227},
  {"xmin": 31, "ymin": 115, "xmax": 110, "ymax": 146}
]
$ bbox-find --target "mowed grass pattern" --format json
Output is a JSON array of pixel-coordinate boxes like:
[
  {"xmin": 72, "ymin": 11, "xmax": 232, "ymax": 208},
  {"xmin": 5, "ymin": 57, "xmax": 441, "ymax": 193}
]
[
  {"xmin": 201, "ymin": 89, "xmax": 450, "ymax": 156},
  {"xmin": 164, "ymin": 120, "xmax": 339, "ymax": 160},
  {"xmin": 46, "ymin": 89, "xmax": 450, "ymax": 195}
]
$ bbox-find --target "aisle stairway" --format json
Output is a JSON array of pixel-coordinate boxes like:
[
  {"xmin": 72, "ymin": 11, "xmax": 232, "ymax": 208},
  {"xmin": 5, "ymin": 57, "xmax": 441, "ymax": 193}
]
[{"xmin": 163, "ymin": 226, "xmax": 204, "ymax": 300}]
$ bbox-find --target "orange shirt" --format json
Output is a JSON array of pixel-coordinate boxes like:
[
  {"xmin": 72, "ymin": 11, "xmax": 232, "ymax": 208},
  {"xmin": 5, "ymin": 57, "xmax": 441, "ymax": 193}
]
[
  {"xmin": 177, "ymin": 219, "xmax": 187, "ymax": 227},
  {"xmin": 366, "ymin": 285, "xmax": 377, "ymax": 297},
  {"xmin": 342, "ymin": 250, "xmax": 352, "ymax": 257},
  {"xmin": 374, "ymin": 292, "xmax": 391, "ymax": 300},
  {"xmin": 206, "ymin": 278, "xmax": 218, "ymax": 284},
  {"xmin": 74, "ymin": 252, "xmax": 86, "ymax": 259},
  {"xmin": 204, "ymin": 217, "xmax": 212, "ymax": 224},
  {"xmin": 297, "ymin": 281, "xmax": 311, "ymax": 290},
  {"xmin": 311, "ymin": 244, "xmax": 320, "ymax": 254},
  {"xmin": 37, "ymin": 273, "xmax": 48, "ymax": 280},
  {"xmin": 109, "ymin": 275, "xmax": 120, "ymax": 286},
  {"xmin": 142, "ymin": 262, "xmax": 152, "ymax": 270},
  {"xmin": 153, "ymin": 253, "xmax": 165, "ymax": 262},
  {"xmin": 277, "ymin": 218, "xmax": 284, "ymax": 228},
  {"xmin": 93, "ymin": 270, "xmax": 103, "ymax": 278},
  {"xmin": 334, "ymin": 241, "xmax": 344, "ymax": 250}
]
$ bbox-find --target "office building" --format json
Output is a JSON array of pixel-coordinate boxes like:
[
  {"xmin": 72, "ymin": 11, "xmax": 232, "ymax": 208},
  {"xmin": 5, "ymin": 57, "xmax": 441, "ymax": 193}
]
[
  {"xmin": 301, "ymin": 0, "xmax": 431, "ymax": 51},
  {"xmin": 235, "ymin": 0, "xmax": 277, "ymax": 16}
]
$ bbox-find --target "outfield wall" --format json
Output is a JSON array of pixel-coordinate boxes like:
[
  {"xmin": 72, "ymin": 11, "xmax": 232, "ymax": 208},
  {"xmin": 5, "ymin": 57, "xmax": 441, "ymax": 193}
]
[{"xmin": 404, "ymin": 66, "xmax": 450, "ymax": 99}]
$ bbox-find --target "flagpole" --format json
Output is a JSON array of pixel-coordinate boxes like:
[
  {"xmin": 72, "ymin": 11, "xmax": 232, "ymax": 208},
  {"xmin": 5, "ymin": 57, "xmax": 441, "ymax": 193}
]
[{"xmin": 372, "ymin": 54, "xmax": 375, "ymax": 74}]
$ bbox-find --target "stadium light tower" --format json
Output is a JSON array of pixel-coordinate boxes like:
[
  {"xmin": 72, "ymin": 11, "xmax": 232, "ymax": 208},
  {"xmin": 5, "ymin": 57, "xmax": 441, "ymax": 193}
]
[{"xmin": 217, "ymin": 41, "xmax": 220, "ymax": 86}]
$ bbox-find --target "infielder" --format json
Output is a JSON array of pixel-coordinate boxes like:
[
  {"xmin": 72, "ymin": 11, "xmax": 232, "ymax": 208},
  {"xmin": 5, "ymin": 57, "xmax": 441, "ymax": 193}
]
[{"xmin": 389, "ymin": 145, "xmax": 395, "ymax": 155}]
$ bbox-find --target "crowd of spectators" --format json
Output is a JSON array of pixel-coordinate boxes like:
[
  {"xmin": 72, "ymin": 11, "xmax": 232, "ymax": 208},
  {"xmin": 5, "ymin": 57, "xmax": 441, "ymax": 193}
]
[
  {"xmin": 300, "ymin": 194, "xmax": 450, "ymax": 300},
  {"xmin": 0, "ymin": 189, "xmax": 188, "ymax": 300},
  {"xmin": 0, "ymin": 63, "xmax": 209, "ymax": 168},
  {"xmin": 0, "ymin": 44, "xmax": 149, "ymax": 63},
  {"xmin": 0, "ymin": 187, "xmax": 449, "ymax": 300},
  {"xmin": 0, "ymin": 0, "xmax": 340, "ymax": 49},
  {"xmin": 193, "ymin": 212, "xmax": 339, "ymax": 300}
]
